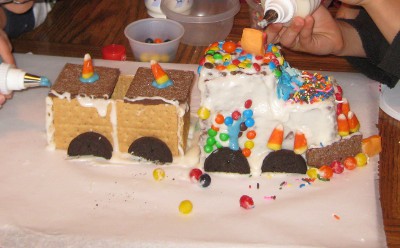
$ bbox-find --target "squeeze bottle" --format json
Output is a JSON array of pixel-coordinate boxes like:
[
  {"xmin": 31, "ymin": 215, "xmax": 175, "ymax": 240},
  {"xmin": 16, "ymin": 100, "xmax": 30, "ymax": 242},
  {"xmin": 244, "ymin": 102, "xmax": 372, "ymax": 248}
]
[
  {"xmin": 0, "ymin": 63, "xmax": 51, "ymax": 94},
  {"xmin": 260, "ymin": 0, "xmax": 321, "ymax": 27}
]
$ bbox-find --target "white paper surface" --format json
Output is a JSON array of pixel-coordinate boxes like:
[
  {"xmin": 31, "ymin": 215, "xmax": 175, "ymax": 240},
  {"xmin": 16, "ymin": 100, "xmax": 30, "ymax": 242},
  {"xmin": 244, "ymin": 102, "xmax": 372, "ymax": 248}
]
[{"xmin": 0, "ymin": 53, "xmax": 386, "ymax": 247}]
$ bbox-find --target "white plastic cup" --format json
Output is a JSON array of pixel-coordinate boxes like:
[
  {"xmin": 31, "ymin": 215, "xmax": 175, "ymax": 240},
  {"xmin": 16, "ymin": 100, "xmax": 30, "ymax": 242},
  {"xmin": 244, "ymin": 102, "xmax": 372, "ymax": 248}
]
[{"xmin": 124, "ymin": 18, "xmax": 184, "ymax": 62}]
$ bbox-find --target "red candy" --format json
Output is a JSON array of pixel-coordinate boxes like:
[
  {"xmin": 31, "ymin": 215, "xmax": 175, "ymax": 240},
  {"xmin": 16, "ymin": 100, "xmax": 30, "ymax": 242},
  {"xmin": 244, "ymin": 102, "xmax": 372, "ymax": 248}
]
[
  {"xmin": 253, "ymin": 63, "xmax": 261, "ymax": 72},
  {"xmin": 240, "ymin": 195, "xmax": 254, "ymax": 209},
  {"xmin": 330, "ymin": 160, "xmax": 344, "ymax": 174},
  {"xmin": 232, "ymin": 110, "xmax": 241, "ymax": 120},
  {"xmin": 244, "ymin": 99, "xmax": 252, "ymax": 109},
  {"xmin": 189, "ymin": 168, "xmax": 203, "ymax": 182}
]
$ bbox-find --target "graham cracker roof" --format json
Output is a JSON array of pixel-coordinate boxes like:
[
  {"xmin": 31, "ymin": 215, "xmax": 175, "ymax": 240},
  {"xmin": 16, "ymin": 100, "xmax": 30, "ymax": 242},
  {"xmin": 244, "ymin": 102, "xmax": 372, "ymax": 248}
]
[
  {"xmin": 125, "ymin": 67, "xmax": 194, "ymax": 103},
  {"xmin": 50, "ymin": 63, "xmax": 120, "ymax": 99}
]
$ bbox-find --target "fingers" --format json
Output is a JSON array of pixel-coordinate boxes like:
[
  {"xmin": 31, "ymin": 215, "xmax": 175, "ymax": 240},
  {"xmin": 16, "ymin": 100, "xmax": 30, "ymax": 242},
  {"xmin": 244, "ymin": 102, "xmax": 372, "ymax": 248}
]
[
  {"xmin": 278, "ymin": 17, "xmax": 305, "ymax": 50},
  {"xmin": 265, "ymin": 23, "xmax": 284, "ymax": 44},
  {"xmin": 0, "ymin": 94, "xmax": 5, "ymax": 107}
]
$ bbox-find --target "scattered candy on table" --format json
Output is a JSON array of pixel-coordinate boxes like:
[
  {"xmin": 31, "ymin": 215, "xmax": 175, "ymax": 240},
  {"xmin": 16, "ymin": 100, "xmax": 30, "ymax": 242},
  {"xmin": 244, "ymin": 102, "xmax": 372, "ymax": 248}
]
[
  {"xmin": 240, "ymin": 195, "xmax": 255, "ymax": 209},
  {"xmin": 199, "ymin": 173, "xmax": 211, "ymax": 188},
  {"xmin": 153, "ymin": 168, "xmax": 166, "ymax": 181},
  {"xmin": 179, "ymin": 200, "xmax": 193, "ymax": 214}
]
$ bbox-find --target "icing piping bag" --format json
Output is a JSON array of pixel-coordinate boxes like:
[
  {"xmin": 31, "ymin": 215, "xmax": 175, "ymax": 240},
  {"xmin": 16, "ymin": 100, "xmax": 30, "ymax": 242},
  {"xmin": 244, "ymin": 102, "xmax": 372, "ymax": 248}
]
[{"xmin": 0, "ymin": 63, "xmax": 51, "ymax": 94}]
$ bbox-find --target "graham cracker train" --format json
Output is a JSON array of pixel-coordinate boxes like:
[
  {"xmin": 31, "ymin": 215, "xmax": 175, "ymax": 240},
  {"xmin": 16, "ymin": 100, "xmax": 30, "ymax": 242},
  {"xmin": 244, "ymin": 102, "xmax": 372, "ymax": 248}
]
[{"xmin": 46, "ymin": 59, "xmax": 195, "ymax": 163}]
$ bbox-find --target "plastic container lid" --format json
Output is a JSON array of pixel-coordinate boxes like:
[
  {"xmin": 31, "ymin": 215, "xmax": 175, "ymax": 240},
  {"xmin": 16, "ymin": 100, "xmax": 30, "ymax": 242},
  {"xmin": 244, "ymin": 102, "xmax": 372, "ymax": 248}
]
[
  {"xmin": 379, "ymin": 82, "xmax": 400, "ymax": 121},
  {"xmin": 161, "ymin": 0, "xmax": 240, "ymax": 24}
]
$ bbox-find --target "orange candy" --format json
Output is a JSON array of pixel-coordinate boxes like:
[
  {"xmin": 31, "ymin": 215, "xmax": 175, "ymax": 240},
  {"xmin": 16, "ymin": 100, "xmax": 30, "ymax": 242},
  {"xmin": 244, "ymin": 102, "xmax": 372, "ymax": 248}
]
[
  {"xmin": 215, "ymin": 114, "xmax": 224, "ymax": 124},
  {"xmin": 246, "ymin": 130, "xmax": 256, "ymax": 140},
  {"xmin": 293, "ymin": 131, "xmax": 307, "ymax": 154},
  {"xmin": 362, "ymin": 135, "xmax": 382, "ymax": 157},
  {"xmin": 267, "ymin": 124, "xmax": 284, "ymax": 151},
  {"xmin": 337, "ymin": 113, "xmax": 349, "ymax": 137},
  {"xmin": 347, "ymin": 111, "xmax": 360, "ymax": 133},
  {"xmin": 343, "ymin": 157, "xmax": 357, "ymax": 170},
  {"xmin": 342, "ymin": 98, "xmax": 350, "ymax": 117},
  {"xmin": 319, "ymin": 165, "xmax": 333, "ymax": 179},
  {"xmin": 81, "ymin": 53, "xmax": 95, "ymax": 79},
  {"xmin": 242, "ymin": 148, "xmax": 251, "ymax": 157},
  {"xmin": 222, "ymin": 41, "xmax": 237, "ymax": 53}
]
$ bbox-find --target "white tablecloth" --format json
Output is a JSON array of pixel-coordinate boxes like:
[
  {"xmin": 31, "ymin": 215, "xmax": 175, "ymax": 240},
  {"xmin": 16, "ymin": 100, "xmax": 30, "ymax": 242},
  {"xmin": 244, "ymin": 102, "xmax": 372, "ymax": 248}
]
[{"xmin": 0, "ymin": 53, "xmax": 386, "ymax": 247}]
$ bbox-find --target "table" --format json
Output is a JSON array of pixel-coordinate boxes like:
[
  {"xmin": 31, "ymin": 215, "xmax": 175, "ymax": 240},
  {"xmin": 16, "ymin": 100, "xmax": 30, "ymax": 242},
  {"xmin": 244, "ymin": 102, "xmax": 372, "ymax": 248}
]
[{"xmin": 9, "ymin": 0, "xmax": 400, "ymax": 246}]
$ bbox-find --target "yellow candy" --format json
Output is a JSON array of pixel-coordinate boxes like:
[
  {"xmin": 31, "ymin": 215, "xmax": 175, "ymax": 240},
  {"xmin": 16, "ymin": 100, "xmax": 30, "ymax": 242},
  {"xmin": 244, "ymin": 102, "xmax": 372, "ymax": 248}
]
[
  {"xmin": 197, "ymin": 107, "xmax": 210, "ymax": 120},
  {"xmin": 354, "ymin": 153, "xmax": 368, "ymax": 167},
  {"xmin": 226, "ymin": 64, "xmax": 238, "ymax": 71},
  {"xmin": 244, "ymin": 140, "xmax": 254, "ymax": 149},
  {"xmin": 277, "ymin": 57, "xmax": 285, "ymax": 65},
  {"xmin": 306, "ymin": 168, "xmax": 318, "ymax": 179},
  {"xmin": 179, "ymin": 200, "xmax": 193, "ymax": 214},
  {"xmin": 153, "ymin": 168, "xmax": 165, "ymax": 181},
  {"xmin": 238, "ymin": 62, "xmax": 247, "ymax": 68},
  {"xmin": 222, "ymin": 54, "xmax": 231, "ymax": 62},
  {"xmin": 271, "ymin": 46, "xmax": 279, "ymax": 53},
  {"xmin": 205, "ymin": 55, "xmax": 215, "ymax": 63}
]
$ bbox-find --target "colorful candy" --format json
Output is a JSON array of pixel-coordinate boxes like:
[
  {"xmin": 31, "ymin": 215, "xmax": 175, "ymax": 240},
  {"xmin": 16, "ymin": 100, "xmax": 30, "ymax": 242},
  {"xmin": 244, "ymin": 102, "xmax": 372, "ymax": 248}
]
[
  {"xmin": 330, "ymin": 160, "xmax": 344, "ymax": 174},
  {"xmin": 150, "ymin": 60, "xmax": 173, "ymax": 89},
  {"xmin": 293, "ymin": 131, "xmax": 307, "ymax": 154},
  {"xmin": 342, "ymin": 98, "xmax": 350, "ymax": 117},
  {"xmin": 179, "ymin": 200, "xmax": 193, "ymax": 214},
  {"xmin": 199, "ymin": 173, "xmax": 211, "ymax": 187},
  {"xmin": 306, "ymin": 167, "xmax": 318, "ymax": 179},
  {"xmin": 189, "ymin": 168, "xmax": 203, "ymax": 182},
  {"xmin": 198, "ymin": 107, "xmax": 210, "ymax": 120},
  {"xmin": 337, "ymin": 114, "xmax": 350, "ymax": 137},
  {"xmin": 239, "ymin": 195, "xmax": 255, "ymax": 209},
  {"xmin": 153, "ymin": 168, "xmax": 166, "ymax": 181},
  {"xmin": 80, "ymin": 54, "xmax": 99, "ymax": 83},
  {"xmin": 318, "ymin": 165, "xmax": 333, "ymax": 180},
  {"xmin": 267, "ymin": 124, "xmax": 284, "ymax": 151},
  {"xmin": 354, "ymin": 153, "xmax": 368, "ymax": 167},
  {"xmin": 343, "ymin": 156, "xmax": 357, "ymax": 170},
  {"xmin": 347, "ymin": 111, "xmax": 360, "ymax": 133}
]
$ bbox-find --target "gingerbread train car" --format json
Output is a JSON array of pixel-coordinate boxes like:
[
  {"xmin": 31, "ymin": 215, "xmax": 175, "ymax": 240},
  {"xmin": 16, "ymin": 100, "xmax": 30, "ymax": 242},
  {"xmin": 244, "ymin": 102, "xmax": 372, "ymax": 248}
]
[{"xmin": 46, "ymin": 54, "xmax": 194, "ymax": 163}]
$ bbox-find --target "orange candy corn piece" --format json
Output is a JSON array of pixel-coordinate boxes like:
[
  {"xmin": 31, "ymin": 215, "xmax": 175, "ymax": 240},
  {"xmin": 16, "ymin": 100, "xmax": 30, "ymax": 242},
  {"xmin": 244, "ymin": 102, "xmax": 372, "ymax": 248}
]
[
  {"xmin": 151, "ymin": 60, "xmax": 172, "ymax": 86},
  {"xmin": 81, "ymin": 53, "xmax": 94, "ymax": 79},
  {"xmin": 294, "ymin": 131, "xmax": 308, "ymax": 154},
  {"xmin": 347, "ymin": 111, "xmax": 360, "ymax": 133},
  {"xmin": 337, "ymin": 113, "xmax": 349, "ymax": 137},
  {"xmin": 341, "ymin": 98, "xmax": 350, "ymax": 117},
  {"xmin": 267, "ymin": 124, "xmax": 284, "ymax": 151},
  {"xmin": 362, "ymin": 135, "xmax": 382, "ymax": 157}
]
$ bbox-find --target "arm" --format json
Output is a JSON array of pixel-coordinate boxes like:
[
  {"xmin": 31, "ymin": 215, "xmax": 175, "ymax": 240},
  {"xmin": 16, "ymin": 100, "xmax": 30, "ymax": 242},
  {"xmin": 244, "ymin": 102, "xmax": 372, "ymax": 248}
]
[{"xmin": 341, "ymin": 0, "xmax": 400, "ymax": 44}]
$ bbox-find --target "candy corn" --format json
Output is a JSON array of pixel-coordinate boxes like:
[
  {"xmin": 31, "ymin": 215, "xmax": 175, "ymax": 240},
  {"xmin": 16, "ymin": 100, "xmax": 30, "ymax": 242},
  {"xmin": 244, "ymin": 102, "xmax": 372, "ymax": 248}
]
[
  {"xmin": 347, "ymin": 111, "xmax": 360, "ymax": 133},
  {"xmin": 337, "ymin": 113, "xmax": 349, "ymax": 137},
  {"xmin": 151, "ymin": 60, "xmax": 173, "ymax": 89},
  {"xmin": 267, "ymin": 124, "xmax": 284, "ymax": 151},
  {"xmin": 293, "ymin": 131, "xmax": 307, "ymax": 154},
  {"xmin": 341, "ymin": 98, "xmax": 350, "ymax": 117},
  {"xmin": 80, "ymin": 53, "xmax": 99, "ymax": 83}
]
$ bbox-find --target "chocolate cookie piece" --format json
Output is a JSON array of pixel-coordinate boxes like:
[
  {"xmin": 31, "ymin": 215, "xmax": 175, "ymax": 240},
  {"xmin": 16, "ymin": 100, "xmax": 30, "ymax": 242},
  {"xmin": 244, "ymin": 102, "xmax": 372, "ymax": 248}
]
[
  {"xmin": 204, "ymin": 147, "xmax": 250, "ymax": 174},
  {"xmin": 128, "ymin": 137, "xmax": 173, "ymax": 164},
  {"xmin": 261, "ymin": 149, "xmax": 307, "ymax": 174},
  {"xmin": 306, "ymin": 134, "xmax": 362, "ymax": 168},
  {"xmin": 68, "ymin": 132, "xmax": 113, "ymax": 159}
]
